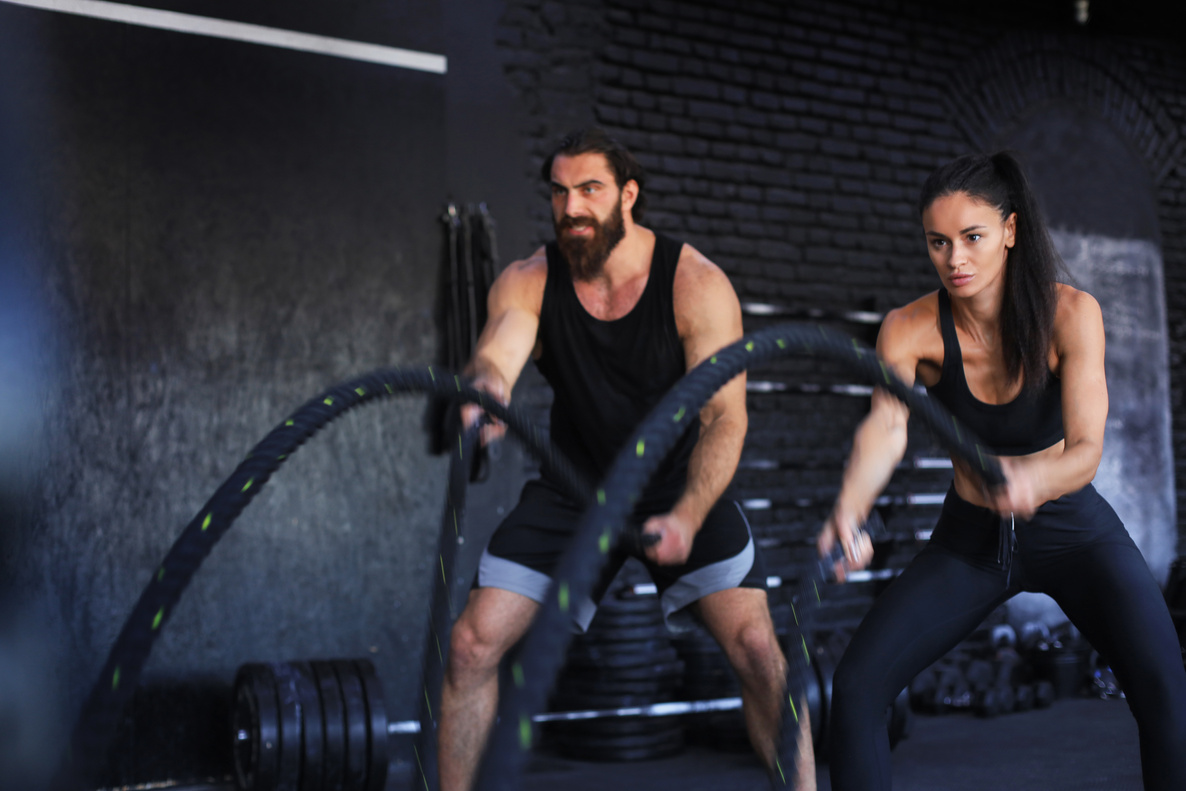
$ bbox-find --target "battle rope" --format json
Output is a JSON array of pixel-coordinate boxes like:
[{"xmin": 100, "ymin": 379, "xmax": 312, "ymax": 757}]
[
  {"xmin": 413, "ymin": 418, "xmax": 480, "ymax": 791},
  {"xmin": 66, "ymin": 368, "xmax": 592, "ymax": 787},
  {"xmin": 474, "ymin": 323, "xmax": 1004, "ymax": 791},
  {"xmin": 68, "ymin": 323, "xmax": 1004, "ymax": 791}
]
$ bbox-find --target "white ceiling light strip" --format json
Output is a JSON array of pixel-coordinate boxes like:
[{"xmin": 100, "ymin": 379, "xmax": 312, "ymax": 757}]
[{"xmin": 1, "ymin": 0, "xmax": 447, "ymax": 73}]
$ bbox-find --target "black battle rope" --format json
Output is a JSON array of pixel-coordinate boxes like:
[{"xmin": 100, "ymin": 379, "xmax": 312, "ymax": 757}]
[
  {"xmin": 474, "ymin": 323, "xmax": 1005, "ymax": 791},
  {"xmin": 414, "ymin": 419, "xmax": 481, "ymax": 790},
  {"xmin": 66, "ymin": 368, "xmax": 592, "ymax": 787}
]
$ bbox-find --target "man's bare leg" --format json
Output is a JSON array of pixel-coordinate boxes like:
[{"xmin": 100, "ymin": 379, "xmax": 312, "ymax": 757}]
[
  {"xmin": 439, "ymin": 587, "xmax": 540, "ymax": 791},
  {"xmin": 696, "ymin": 587, "xmax": 817, "ymax": 790}
]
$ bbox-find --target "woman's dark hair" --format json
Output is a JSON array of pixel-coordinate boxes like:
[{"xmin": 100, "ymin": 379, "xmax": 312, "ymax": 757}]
[
  {"xmin": 918, "ymin": 151, "xmax": 1063, "ymax": 392},
  {"xmin": 541, "ymin": 127, "xmax": 647, "ymax": 222}
]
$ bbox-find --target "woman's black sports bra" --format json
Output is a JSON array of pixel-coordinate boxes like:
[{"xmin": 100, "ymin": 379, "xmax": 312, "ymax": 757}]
[{"xmin": 925, "ymin": 289, "xmax": 1064, "ymax": 456}]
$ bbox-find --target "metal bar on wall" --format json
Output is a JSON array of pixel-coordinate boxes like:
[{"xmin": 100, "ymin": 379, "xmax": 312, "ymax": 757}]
[{"xmin": 1, "ymin": 0, "xmax": 448, "ymax": 73}]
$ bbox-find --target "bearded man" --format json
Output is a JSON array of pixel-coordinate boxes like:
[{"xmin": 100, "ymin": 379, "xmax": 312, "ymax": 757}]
[{"xmin": 438, "ymin": 128, "xmax": 814, "ymax": 790}]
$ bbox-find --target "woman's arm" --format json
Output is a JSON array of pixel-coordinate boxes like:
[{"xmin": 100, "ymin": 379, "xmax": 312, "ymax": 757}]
[
  {"xmin": 817, "ymin": 302, "xmax": 928, "ymax": 579},
  {"xmin": 990, "ymin": 286, "xmax": 1107, "ymax": 518}
]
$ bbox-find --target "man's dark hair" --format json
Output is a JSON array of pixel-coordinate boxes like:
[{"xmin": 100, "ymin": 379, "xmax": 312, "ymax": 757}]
[{"xmin": 540, "ymin": 127, "xmax": 647, "ymax": 221}]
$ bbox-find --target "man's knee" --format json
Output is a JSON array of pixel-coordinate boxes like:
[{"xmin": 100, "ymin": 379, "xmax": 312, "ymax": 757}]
[
  {"xmin": 447, "ymin": 611, "xmax": 510, "ymax": 681},
  {"xmin": 724, "ymin": 618, "xmax": 785, "ymax": 684}
]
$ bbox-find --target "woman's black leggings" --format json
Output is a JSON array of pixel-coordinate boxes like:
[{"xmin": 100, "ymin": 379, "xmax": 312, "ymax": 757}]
[{"xmin": 829, "ymin": 484, "xmax": 1186, "ymax": 790}]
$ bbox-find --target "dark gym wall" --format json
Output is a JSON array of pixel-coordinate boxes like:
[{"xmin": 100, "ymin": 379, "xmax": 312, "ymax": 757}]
[{"xmin": 0, "ymin": 0, "xmax": 502, "ymax": 782}]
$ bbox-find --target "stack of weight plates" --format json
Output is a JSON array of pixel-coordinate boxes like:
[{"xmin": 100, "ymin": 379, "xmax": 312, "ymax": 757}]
[
  {"xmin": 672, "ymin": 625, "xmax": 749, "ymax": 751},
  {"xmin": 546, "ymin": 589, "xmax": 685, "ymax": 761},
  {"xmin": 232, "ymin": 659, "xmax": 387, "ymax": 791}
]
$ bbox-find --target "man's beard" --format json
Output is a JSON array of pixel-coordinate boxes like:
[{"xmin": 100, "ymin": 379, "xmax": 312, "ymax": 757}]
[{"xmin": 555, "ymin": 199, "xmax": 626, "ymax": 281}]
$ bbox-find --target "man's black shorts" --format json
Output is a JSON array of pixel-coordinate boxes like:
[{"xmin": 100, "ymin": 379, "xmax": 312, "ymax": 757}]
[{"xmin": 478, "ymin": 479, "xmax": 767, "ymax": 631}]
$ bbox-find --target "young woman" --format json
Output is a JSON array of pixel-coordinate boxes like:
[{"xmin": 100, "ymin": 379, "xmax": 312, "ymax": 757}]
[{"xmin": 817, "ymin": 151, "xmax": 1186, "ymax": 790}]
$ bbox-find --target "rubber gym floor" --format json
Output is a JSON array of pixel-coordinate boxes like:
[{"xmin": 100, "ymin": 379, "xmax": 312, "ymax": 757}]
[
  {"xmin": 400, "ymin": 695, "xmax": 1139, "ymax": 791},
  {"xmin": 157, "ymin": 695, "xmax": 1138, "ymax": 791}
]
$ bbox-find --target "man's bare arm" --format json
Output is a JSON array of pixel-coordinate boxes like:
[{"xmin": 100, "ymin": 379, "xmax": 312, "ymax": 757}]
[
  {"xmin": 643, "ymin": 245, "xmax": 747, "ymax": 565},
  {"xmin": 461, "ymin": 249, "xmax": 547, "ymax": 440}
]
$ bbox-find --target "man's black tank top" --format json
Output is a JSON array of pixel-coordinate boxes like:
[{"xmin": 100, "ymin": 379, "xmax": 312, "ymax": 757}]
[
  {"xmin": 926, "ymin": 289, "xmax": 1064, "ymax": 456},
  {"xmin": 535, "ymin": 233, "xmax": 697, "ymax": 506}
]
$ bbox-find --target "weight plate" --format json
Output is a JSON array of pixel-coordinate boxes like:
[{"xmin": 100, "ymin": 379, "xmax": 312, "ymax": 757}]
[
  {"xmin": 587, "ymin": 612, "xmax": 664, "ymax": 630},
  {"xmin": 549, "ymin": 691, "xmax": 674, "ymax": 711},
  {"xmin": 291, "ymin": 662, "xmax": 325, "ymax": 791},
  {"xmin": 310, "ymin": 661, "xmax": 347, "ymax": 791},
  {"xmin": 231, "ymin": 677, "xmax": 256, "ymax": 790},
  {"xmin": 554, "ymin": 729, "xmax": 684, "ymax": 762},
  {"xmin": 599, "ymin": 594, "xmax": 663, "ymax": 616},
  {"xmin": 233, "ymin": 665, "xmax": 279, "ymax": 791},
  {"xmin": 575, "ymin": 627, "xmax": 669, "ymax": 645},
  {"xmin": 1014, "ymin": 682, "xmax": 1035, "ymax": 712},
  {"xmin": 332, "ymin": 660, "xmax": 370, "ymax": 791},
  {"xmin": 573, "ymin": 660, "xmax": 684, "ymax": 683},
  {"xmin": 234, "ymin": 664, "xmax": 283, "ymax": 791},
  {"xmin": 550, "ymin": 716, "xmax": 679, "ymax": 738},
  {"xmin": 813, "ymin": 644, "xmax": 837, "ymax": 760},
  {"xmin": 568, "ymin": 639, "xmax": 674, "ymax": 659},
  {"xmin": 564, "ymin": 647, "xmax": 679, "ymax": 671},
  {"xmin": 557, "ymin": 677, "xmax": 679, "ymax": 698},
  {"xmin": 353, "ymin": 660, "xmax": 388, "ymax": 791},
  {"xmin": 553, "ymin": 723, "xmax": 683, "ymax": 751},
  {"xmin": 268, "ymin": 663, "xmax": 303, "ymax": 791}
]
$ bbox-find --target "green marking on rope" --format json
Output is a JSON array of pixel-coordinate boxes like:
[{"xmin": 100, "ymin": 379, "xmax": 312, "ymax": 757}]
[
  {"xmin": 324, "ymin": 397, "xmax": 334, "ymax": 406},
  {"xmin": 519, "ymin": 715, "xmax": 533, "ymax": 750},
  {"xmin": 599, "ymin": 529, "xmax": 611, "ymax": 554},
  {"xmin": 458, "ymin": 433, "xmax": 464, "ymax": 459},
  {"xmin": 112, "ymin": 666, "xmax": 121, "ymax": 691},
  {"xmin": 802, "ymin": 635, "xmax": 810, "ymax": 663},
  {"xmin": 454, "ymin": 374, "xmax": 461, "ymax": 391},
  {"xmin": 710, "ymin": 355, "xmax": 718, "ymax": 364},
  {"xmin": 597, "ymin": 489, "xmax": 606, "ymax": 506},
  {"xmin": 636, "ymin": 438, "xmax": 646, "ymax": 457},
  {"xmin": 435, "ymin": 633, "xmax": 443, "ymax": 665},
  {"xmin": 386, "ymin": 383, "xmax": 394, "ymax": 394},
  {"xmin": 440, "ymin": 555, "xmax": 448, "ymax": 586},
  {"xmin": 429, "ymin": 366, "xmax": 436, "ymax": 382},
  {"xmin": 745, "ymin": 341, "xmax": 754, "ymax": 352},
  {"xmin": 813, "ymin": 580, "xmax": 820, "ymax": 602},
  {"xmin": 673, "ymin": 406, "xmax": 686, "ymax": 422},
  {"xmin": 880, "ymin": 360, "xmax": 891, "ymax": 384},
  {"xmin": 775, "ymin": 757, "xmax": 786, "ymax": 785},
  {"xmin": 201, "ymin": 514, "xmax": 212, "ymax": 531},
  {"xmin": 355, "ymin": 387, "xmax": 366, "ymax": 396},
  {"xmin": 776, "ymin": 338, "xmax": 786, "ymax": 349},
  {"xmin": 285, "ymin": 420, "xmax": 294, "ymax": 427},
  {"xmin": 157, "ymin": 568, "xmax": 164, "ymax": 582},
  {"xmin": 791, "ymin": 601, "xmax": 799, "ymax": 625},
  {"xmin": 414, "ymin": 746, "xmax": 430, "ymax": 791},
  {"xmin": 453, "ymin": 508, "xmax": 459, "ymax": 536},
  {"xmin": 559, "ymin": 582, "xmax": 570, "ymax": 612},
  {"xmin": 277, "ymin": 454, "xmax": 286, "ymax": 461},
  {"xmin": 241, "ymin": 478, "xmax": 254, "ymax": 493},
  {"xmin": 152, "ymin": 608, "xmax": 163, "ymax": 630},
  {"xmin": 513, "ymin": 663, "xmax": 525, "ymax": 688},
  {"xmin": 424, "ymin": 687, "xmax": 433, "ymax": 719},
  {"xmin": 788, "ymin": 694, "xmax": 799, "ymax": 723}
]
